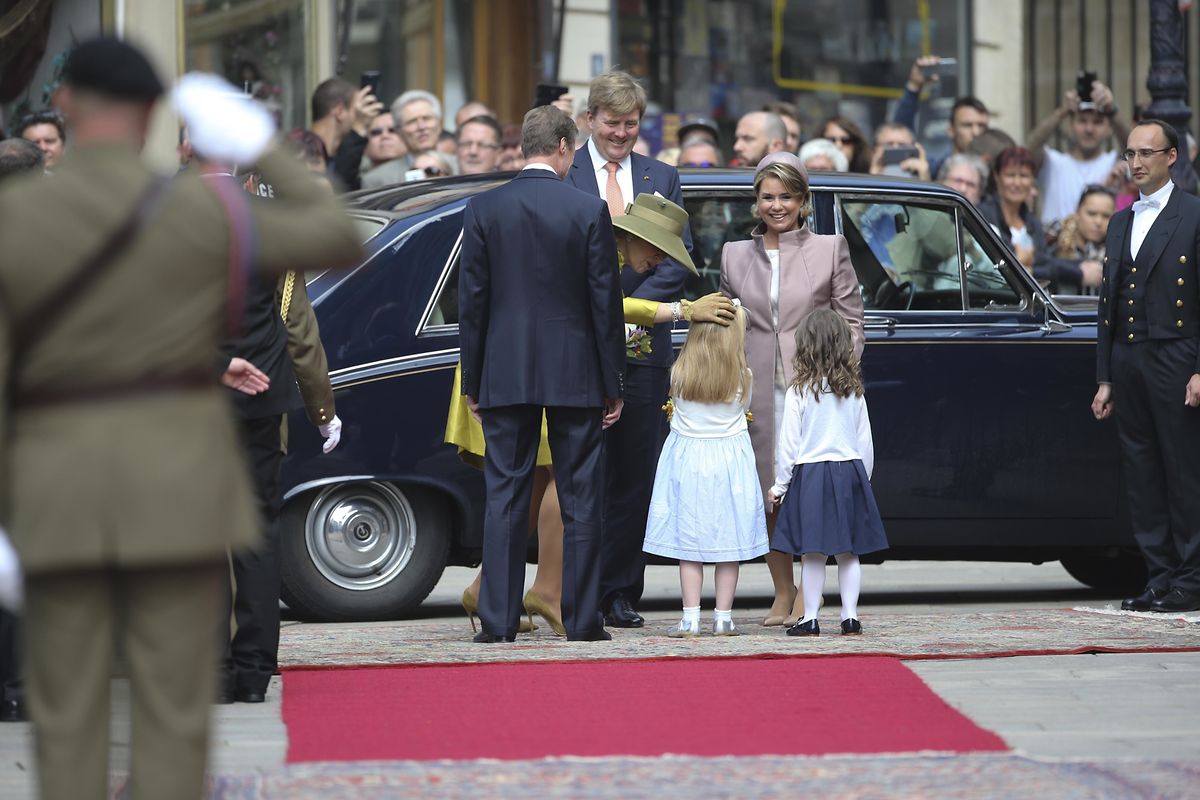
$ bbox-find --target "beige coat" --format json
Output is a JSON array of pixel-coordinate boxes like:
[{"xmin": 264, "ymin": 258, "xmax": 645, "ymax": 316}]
[
  {"xmin": 719, "ymin": 224, "xmax": 865, "ymax": 499},
  {"xmin": 0, "ymin": 143, "xmax": 362, "ymax": 574}
]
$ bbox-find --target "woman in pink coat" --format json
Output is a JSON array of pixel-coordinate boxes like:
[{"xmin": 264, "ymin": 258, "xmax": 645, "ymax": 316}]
[{"xmin": 719, "ymin": 152, "xmax": 865, "ymax": 626}]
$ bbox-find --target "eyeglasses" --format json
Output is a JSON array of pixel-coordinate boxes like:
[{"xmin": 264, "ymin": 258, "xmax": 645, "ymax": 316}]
[
  {"xmin": 1120, "ymin": 147, "xmax": 1173, "ymax": 162},
  {"xmin": 368, "ymin": 126, "xmax": 397, "ymax": 137},
  {"xmin": 680, "ymin": 161, "xmax": 716, "ymax": 168},
  {"xmin": 457, "ymin": 140, "xmax": 499, "ymax": 150}
]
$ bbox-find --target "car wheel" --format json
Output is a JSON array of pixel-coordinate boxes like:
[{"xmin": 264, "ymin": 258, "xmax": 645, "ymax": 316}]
[
  {"xmin": 280, "ymin": 481, "xmax": 450, "ymax": 621},
  {"xmin": 1060, "ymin": 549, "xmax": 1147, "ymax": 595}
]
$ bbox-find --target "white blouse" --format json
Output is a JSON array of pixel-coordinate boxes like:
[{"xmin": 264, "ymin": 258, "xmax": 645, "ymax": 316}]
[
  {"xmin": 671, "ymin": 370, "xmax": 753, "ymax": 439},
  {"xmin": 771, "ymin": 382, "xmax": 874, "ymax": 498}
]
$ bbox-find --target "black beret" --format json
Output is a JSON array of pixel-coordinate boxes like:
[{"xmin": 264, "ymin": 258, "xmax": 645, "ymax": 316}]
[{"xmin": 62, "ymin": 37, "xmax": 164, "ymax": 102}]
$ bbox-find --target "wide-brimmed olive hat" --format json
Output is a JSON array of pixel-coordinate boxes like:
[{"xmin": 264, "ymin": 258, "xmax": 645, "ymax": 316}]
[{"xmin": 611, "ymin": 194, "xmax": 698, "ymax": 275}]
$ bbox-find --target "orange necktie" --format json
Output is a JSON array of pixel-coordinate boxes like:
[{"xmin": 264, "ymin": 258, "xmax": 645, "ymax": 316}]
[{"xmin": 603, "ymin": 161, "xmax": 624, "ymax": 217}]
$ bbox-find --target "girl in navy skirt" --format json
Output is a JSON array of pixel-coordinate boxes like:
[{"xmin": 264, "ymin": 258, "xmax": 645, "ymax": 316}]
[{"xmin": 768, "ymin": 309, "xmax": 887, "ymax": 636}]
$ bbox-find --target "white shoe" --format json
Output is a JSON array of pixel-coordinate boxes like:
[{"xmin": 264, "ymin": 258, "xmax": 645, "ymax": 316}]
[
  {"xmin": 666, "ymin": 618, "xmax": 702, "ymax": 638},
  {"xmin": 713, "ymin": 618, "xmax": 740, "ymax": 636}
]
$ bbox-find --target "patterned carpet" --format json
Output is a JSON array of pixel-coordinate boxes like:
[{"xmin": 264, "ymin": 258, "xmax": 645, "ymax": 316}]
[
  {"xmin": 279, "ymin": 608, "xmax": 1200, "ymax": 669},
  {"xmin": 208, "ymin": 754, "xmax": 1200, "ymax": 799}
]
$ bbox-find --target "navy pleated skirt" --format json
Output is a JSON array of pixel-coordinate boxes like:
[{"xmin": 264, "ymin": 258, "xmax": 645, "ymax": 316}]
[{"xmin": 772, "ymin": 460, "xmax": 889, "ymax": 557}]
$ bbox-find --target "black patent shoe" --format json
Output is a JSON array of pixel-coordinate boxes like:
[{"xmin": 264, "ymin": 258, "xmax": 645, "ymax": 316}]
[
  {"xmin": 1121, "ymin": 586, "xmax": 1170, "ymax": 612},
  {"xmin": 473, "ymin": 631, "xmax": 516, "ymax": 643},
  {"xmin": 1149, "ymin": 588, "xmax": 1200, "ymax": 613},
  {"xmin": 604, "ymin": 596, "xmax": 644, "ymax": 628},
  {"xmin": 840, "ymin": 618, "xmax": 863, "ymax": 635},
  {"xmin": 786, "ymin": 618, "xmax": 819, "ymax": 636},
  {"xmin": 236, "ymin": 690, "xmax": 266, "ymax": 704},
  {"xmin": 0, "ymin": 695, "xmax": 24, "ymax": 722}
]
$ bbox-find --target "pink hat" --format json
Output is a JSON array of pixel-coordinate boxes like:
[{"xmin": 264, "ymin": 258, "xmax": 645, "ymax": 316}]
[{"xmin": 754, "ymin": 151, "xmax": 808, "ymax": 182}]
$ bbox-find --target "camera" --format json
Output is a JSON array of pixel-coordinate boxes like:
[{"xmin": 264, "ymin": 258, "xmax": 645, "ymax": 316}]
[
  {"xmin": 534, "ymin": 83, "xmax": 568, "ymax": 110},
  {"xmin": 360, "ymin": 70, "xmax": 382, "ymax": 98},
  {"xmin": 882, "ymin": 145, "xmax": 920, "ymax": 166},
  {"xmin": 1076, "ymin": 70, "xmax": 1098, "ymax": 110}
]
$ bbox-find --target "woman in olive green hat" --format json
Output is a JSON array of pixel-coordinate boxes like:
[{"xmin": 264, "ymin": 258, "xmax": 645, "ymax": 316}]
[{"xmin": 448, "ymin": 193, "xmax": 733, "ymax": 635}]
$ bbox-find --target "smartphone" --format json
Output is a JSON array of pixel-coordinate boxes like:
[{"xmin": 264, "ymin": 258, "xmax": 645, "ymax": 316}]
[
  {"xmin": 1076, "ymin": 70, "xmax": 1098, "ymax": 104},
  {"xmin": 360, "ymin": 70, "xmax": 382, "ymax": 98},
  {"xmin": 882, "ymin": 145, "xmax": 920, "ymax": 166},
  {"xmin": 534, "ymin": 83, "xmax": 569, "ymax": 109},
  {"xmin": 925, "ymin": 57, "xmax": 957, "ymax": 77}
]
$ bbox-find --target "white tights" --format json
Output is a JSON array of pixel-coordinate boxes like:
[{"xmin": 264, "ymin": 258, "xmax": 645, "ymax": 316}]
[{"xmin": 800, "ymin": 553, "xmax": 861, "ymax": 622}]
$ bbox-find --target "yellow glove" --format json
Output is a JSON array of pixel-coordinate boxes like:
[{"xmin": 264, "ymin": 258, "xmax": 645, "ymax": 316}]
[{"xmin": 684, "ymin": 293, "xmax": 736, "ymax": 326}]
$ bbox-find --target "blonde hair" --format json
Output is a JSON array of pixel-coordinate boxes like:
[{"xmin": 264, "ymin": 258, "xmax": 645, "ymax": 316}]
[
  {"xmin": 791, "ymin": 309, "xmax": 863, "ymax": 401},
  {"xmin": 587, "ymin": 70, "xmax": 647, "ymax": 118},
  {"xmin": 753, "ymin": 162, "xmax": 813, "ymax": 220},
  {"xmin": 670, "ymin": 306, "xmax": 751, "ymax": 403}
]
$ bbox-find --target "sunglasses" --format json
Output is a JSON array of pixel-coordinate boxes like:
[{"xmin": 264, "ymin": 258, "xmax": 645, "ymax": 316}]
[
  {"xmin": 826, "ymin": 135, "xmax": 855, "ymax": 146},
  {"xmin": 680, "ymin": 161, "xmax": 716, "ymax": 168},
  {"xmin": 368, "ymin": 126, "xmax": 397, "ymax": 137},
  {"xmin": 420, "ymin": 166, "xmax": 446, "ymax": 177}
]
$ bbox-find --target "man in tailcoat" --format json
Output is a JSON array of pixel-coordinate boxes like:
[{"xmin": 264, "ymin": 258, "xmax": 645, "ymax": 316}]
[
  {"xmin": 1093, "ymin": 119, "xmax": 1200, "ymax": 613},
  {"xmin": 565, "ymin": 70, "xmax": 691, "ymax": 628},
  {"xmin": 0, "ymin": 44, "xmax": 362, "ymax": 799},
  {"xmin": 459, "ymin": 104, "xmax": 625, "ymax": 642}
]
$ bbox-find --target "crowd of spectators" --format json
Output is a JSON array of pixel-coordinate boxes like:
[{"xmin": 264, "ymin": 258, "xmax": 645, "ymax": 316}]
[{"xmin": 8, "ymin": 54, "xmax": 1195, "ymax": 297}]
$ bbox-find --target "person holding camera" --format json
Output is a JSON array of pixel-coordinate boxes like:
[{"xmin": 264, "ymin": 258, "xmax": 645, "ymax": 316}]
[
  {"xmin": 891, "ymin": 55, "xmax": 990, "ymax": 179},
  {"xmin": 868, "ymin": 122, "xmax": 930, "ymax": 180},
  {"xmin": 1026, "ymin": 73, "xmax": 1131, "ymax": 227}
]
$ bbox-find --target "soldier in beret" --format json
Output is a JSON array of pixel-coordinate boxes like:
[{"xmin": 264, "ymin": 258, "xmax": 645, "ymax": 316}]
[
  {"xmin": 1093, "ymin": 119, "xmax": 1200, "ymax": 615},
  {"xmin": 0, "ymin": 38, "xmax": 362, "ymax": 799}
]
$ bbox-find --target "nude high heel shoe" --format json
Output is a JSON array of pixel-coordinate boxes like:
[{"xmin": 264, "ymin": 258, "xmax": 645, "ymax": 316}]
[
  {"xmin": 463, "ymin": 588, "xmax": 538, "ymax": 634},
  {"xmin": 523, "ymin": 590, "xmax": 566, "ymax": 636}
]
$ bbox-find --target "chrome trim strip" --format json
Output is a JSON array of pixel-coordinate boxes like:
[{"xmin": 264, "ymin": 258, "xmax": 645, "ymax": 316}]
[
  {"xmin": 283, "ymin": 475, "xmax": 377, "ymax": 503},
  {"xmin": 330, "ymin": 348, "xmax": 459, "ymax": 387}
]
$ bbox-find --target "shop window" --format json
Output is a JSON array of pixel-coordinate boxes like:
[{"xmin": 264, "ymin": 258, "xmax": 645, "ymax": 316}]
[{"xmin": 183, "ymin": 0, "xmax": 310, "ymax": 131}]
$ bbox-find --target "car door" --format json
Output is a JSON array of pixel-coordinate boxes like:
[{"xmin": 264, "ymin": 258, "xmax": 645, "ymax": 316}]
[{"xmin": 835, "ymin": 190, "xmax": 1121, "ymax": 548}]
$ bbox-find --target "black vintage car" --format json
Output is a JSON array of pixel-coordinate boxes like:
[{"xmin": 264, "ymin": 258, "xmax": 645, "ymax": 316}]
[{"xmin": 278, "ymin": 169, "xmax": 1136, "ymax": 622}]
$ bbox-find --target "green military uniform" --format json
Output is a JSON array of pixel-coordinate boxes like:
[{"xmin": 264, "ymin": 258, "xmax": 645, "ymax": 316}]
[
  {"xmin": 0, "ymin": 142, "xmax": 361, "ymax": 799},
  {"xmin": 278, "ymin": 270, "xmax": 335, "ymax": 450}
]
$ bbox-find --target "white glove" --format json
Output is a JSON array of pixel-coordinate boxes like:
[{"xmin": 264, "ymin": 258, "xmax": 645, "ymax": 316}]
[
  {"xmin": 318, "ymin": 415, "xmax": 343, "ymax": 454},
  {"xmin": 172, "ymin": 72, "xmax": 276, "ymax": 166},
  {"xmin": 0, "ymin": 528, "xmax": 23, "ymax": 612}
]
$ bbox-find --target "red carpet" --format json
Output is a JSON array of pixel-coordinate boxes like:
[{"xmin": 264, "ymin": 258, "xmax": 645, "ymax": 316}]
[{"xmin": 283, "ymin": 656, "xmax": 1007, "ymax": 762}]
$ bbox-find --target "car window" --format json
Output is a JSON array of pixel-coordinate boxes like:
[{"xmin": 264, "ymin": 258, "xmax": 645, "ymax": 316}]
[
  {"xmin": 682, "ymin": 193, "xmax": 757, "ymax": 300},
  {"xmin": 959, "ymin": 214, "xmax": 1027, "ymax": 310},
  {"xmin": 423, "ymin": 232, "xmax": 462, "ymax": 332},
  {"xmin": 839, "ymin": 197, "xmax": 964, "ymax": 312},
  {"xmin": 320, "ymin": 210, "xmax": 464, "ymax": 366}
]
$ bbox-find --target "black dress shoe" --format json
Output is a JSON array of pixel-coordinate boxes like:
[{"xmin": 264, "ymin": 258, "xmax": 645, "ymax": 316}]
[
  {"xmin": 786, "ymin": 619, "xmax": 819, "ymax": 636},
  {"xmin": 0, "ymin": 696, "xmax": 24, "ymax": 722},
  {"xmin": 569, "ymin": 628, "xmax": 612, "ymax": 641},
  {"xmin": 840, "ymin": 618, "xmax": 862, "ymax": 635},
  {"xmin": 604, "ymin": 596, "xmax": 644, "ymax": 628},
  {"xmin": 473, "ymin": 631, "xmax": 516, "ymax": 643},
  {"xmin": 236, "ymin": 690, "xmax": 266, "ymax": 704},
  {"xmin": 1121, "ymin": 586, "xmax": 1170, "ymax": 612},
  {"xmin": 1149, "ymin": 588, "xmax": 1200, "ymax": 613}
]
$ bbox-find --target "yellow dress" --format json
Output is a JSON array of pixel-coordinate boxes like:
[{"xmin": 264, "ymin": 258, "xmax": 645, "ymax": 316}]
[{"xmin": 445, "ymin": 296, "xmax": 660, "ymax": 467}]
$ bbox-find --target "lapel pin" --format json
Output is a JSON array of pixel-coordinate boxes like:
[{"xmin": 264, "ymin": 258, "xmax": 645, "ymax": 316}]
[{"xmin": 642, "ymin": 175, "xmax": 651, "ymax": 181}]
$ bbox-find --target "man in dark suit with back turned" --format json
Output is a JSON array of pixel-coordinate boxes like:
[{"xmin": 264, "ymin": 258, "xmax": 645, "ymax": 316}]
[
  {"xmin": 566, "ymin": 70, "xmax": 691, "ymax": 628},
  {"xmin": 1093, "ymin": 119, "xmax": 1200, "ymax": 613},
  {"xmin": 459, "ymin": 104, "xmax": 625, "ymax": 642}
]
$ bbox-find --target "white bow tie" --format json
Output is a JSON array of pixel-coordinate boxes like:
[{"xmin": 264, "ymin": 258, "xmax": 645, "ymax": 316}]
[{"xmin": 1132, "ymin": 197, "xmax": 1161, "ymax": 213}]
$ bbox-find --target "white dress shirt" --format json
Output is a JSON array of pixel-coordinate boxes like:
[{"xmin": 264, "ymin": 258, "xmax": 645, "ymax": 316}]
[
  {"xmin": 522, "ymin": 162, "xmax": 558, "ymax": 175},
  {"xmin": 1131, "ymin": 180, "xmax": 1174, "ymax": 260},
  {"xmin": 587, "ymin": 137, "xmax": 633, "ymax": 206},
  {"xmin": 771, "ymin": 382, "xmax": 875, "ymax": 498}
]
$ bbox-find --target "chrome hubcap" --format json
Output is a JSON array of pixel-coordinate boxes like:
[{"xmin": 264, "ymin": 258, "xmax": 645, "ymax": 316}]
[{"xmin": 304, "ymin": 482, "xmax": 416, "ymax": 591}]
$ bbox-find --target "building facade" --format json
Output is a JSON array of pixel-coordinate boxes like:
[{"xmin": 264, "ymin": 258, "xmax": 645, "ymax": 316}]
[{"xmin": 0, "ymin": 0, "xmax": 1195, "ymax": 169}]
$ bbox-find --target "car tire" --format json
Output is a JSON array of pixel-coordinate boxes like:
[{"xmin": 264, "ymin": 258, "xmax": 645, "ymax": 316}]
[
  {"xmin": 280, "ymin": 481, "xmax": 450, "ymax": 622},
  {"xmin": 1060, "ymin": 549, "xmax": 1147, "ymax": 595}
]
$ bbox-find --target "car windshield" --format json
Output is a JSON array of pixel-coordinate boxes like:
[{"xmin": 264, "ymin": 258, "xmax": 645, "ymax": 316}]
[{"xmin": 349, "ymin": 177, "xmax": 511, "ymax": 218}]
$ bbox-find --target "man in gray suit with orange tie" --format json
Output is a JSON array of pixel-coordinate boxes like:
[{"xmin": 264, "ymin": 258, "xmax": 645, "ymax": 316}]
[{"xmin": 459, "ymin": 104, "xmax": 626, "ymax": 643}]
